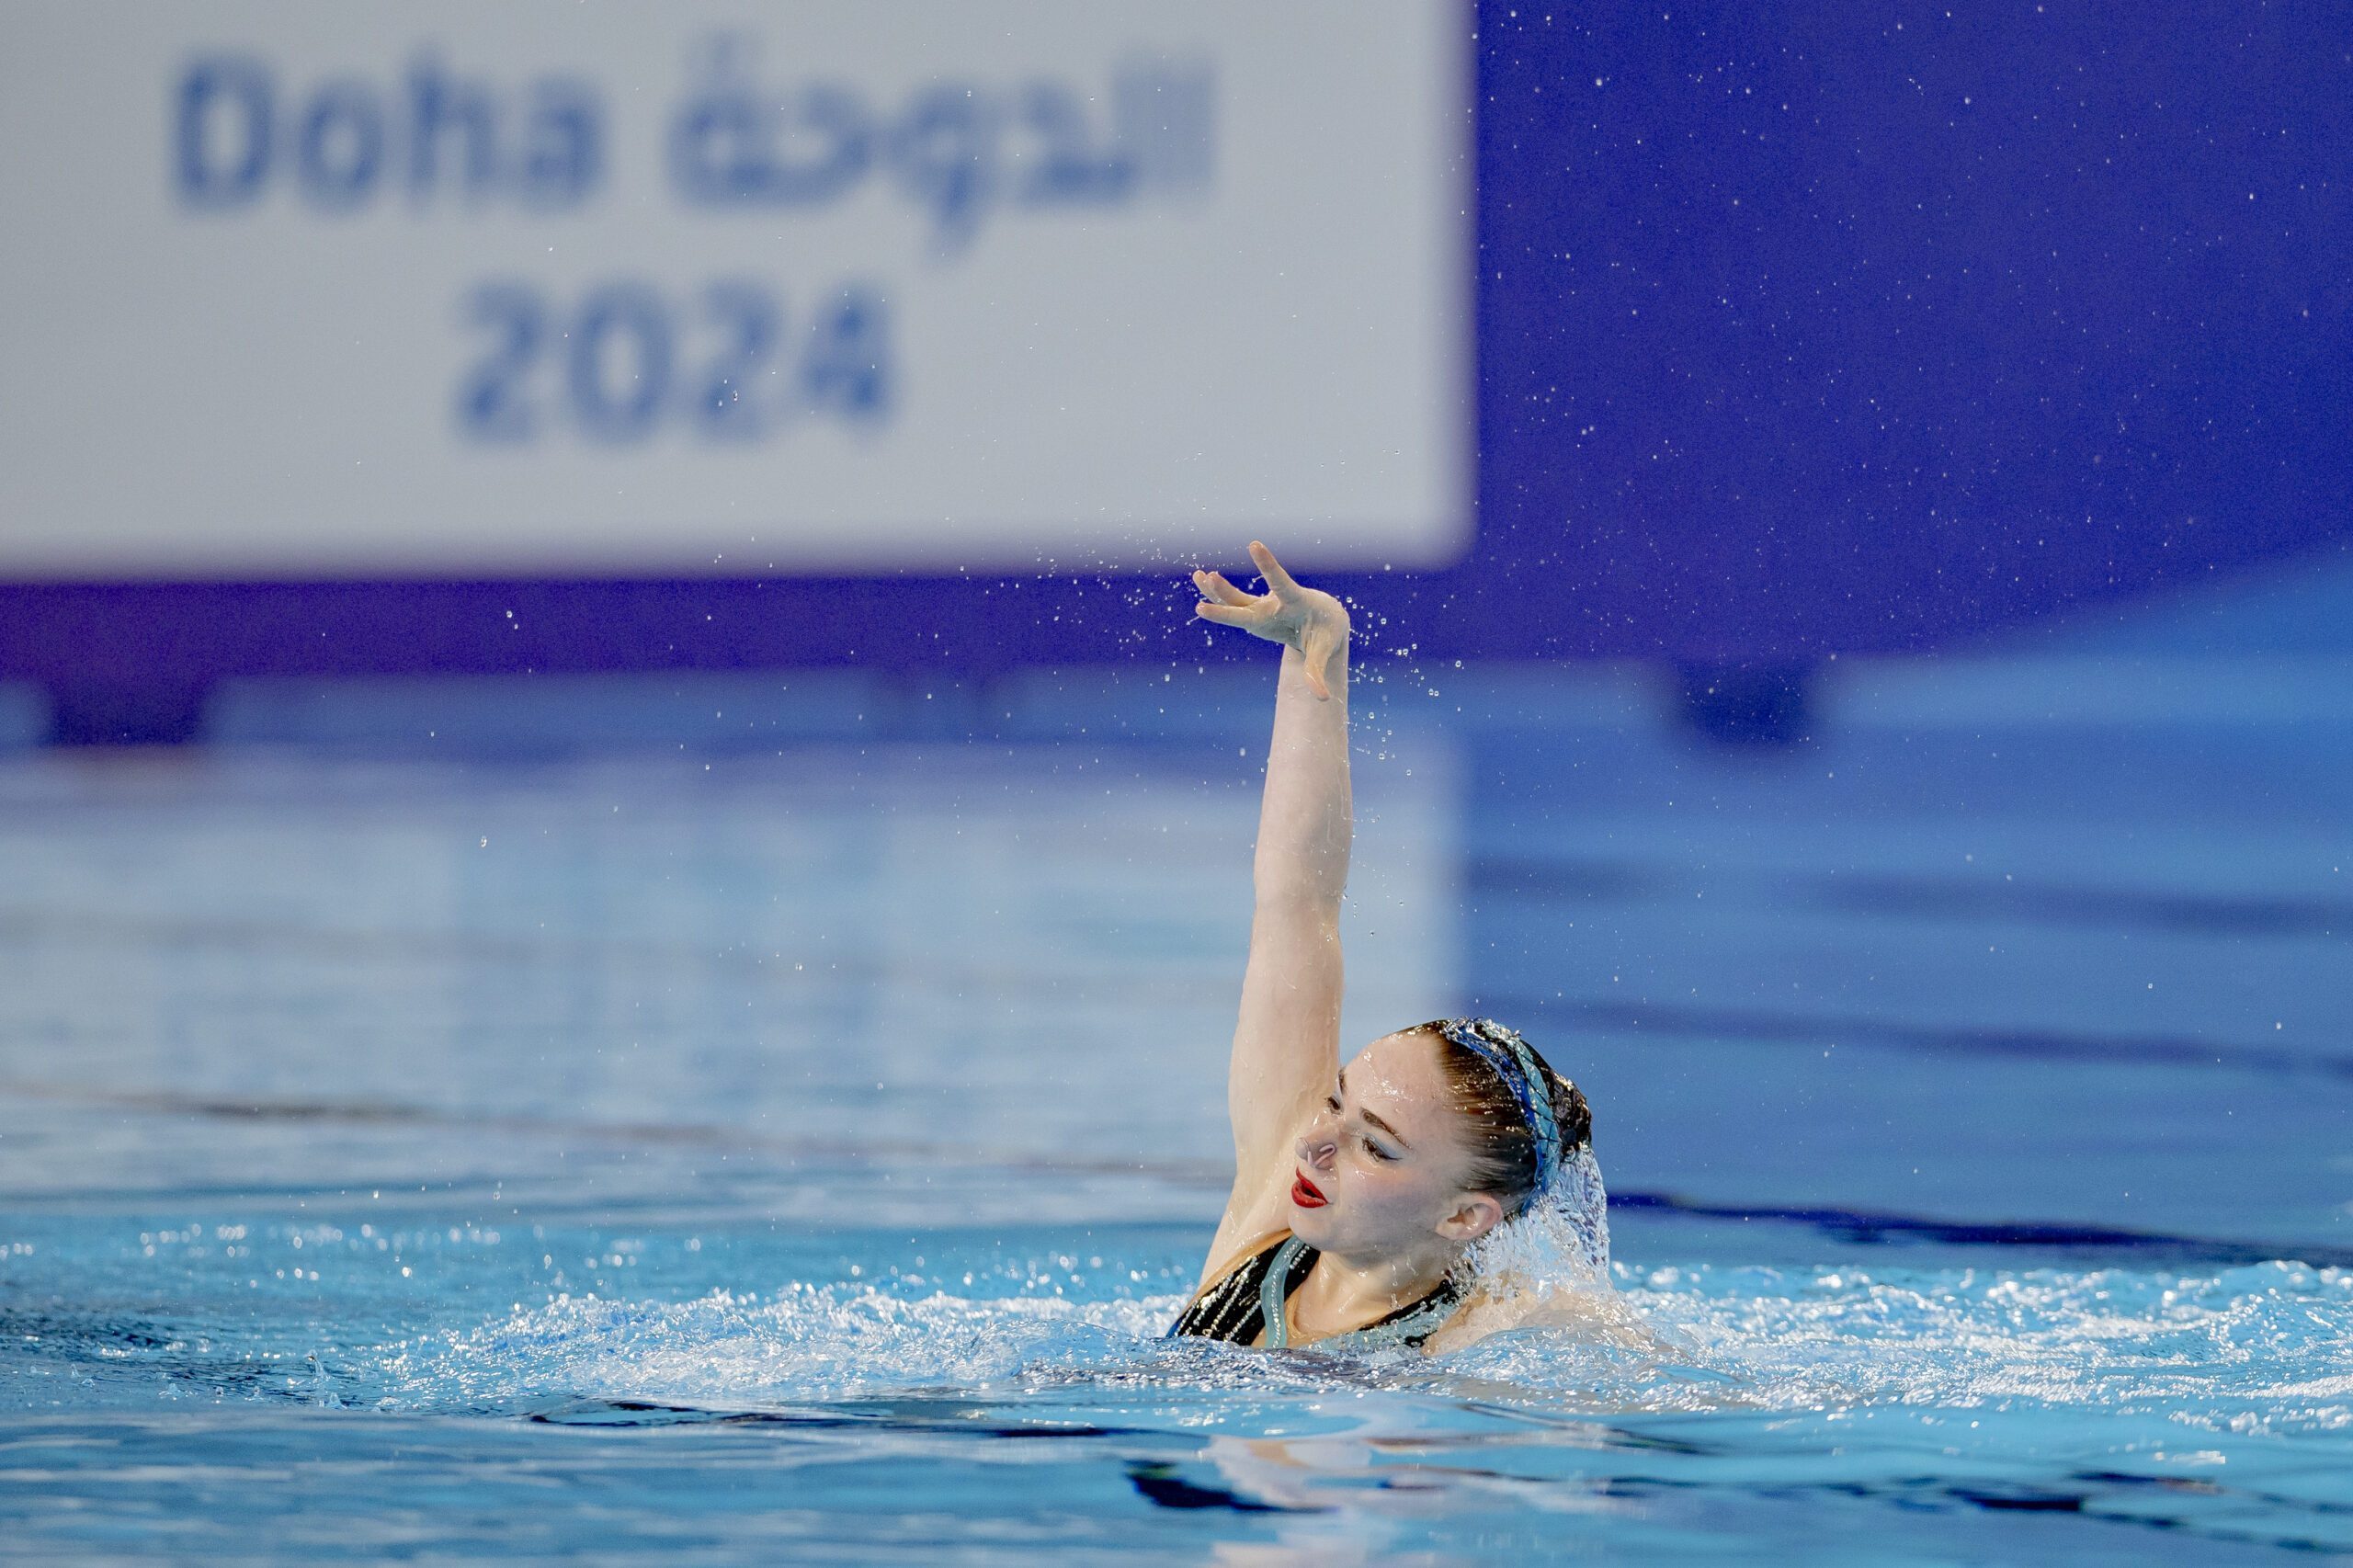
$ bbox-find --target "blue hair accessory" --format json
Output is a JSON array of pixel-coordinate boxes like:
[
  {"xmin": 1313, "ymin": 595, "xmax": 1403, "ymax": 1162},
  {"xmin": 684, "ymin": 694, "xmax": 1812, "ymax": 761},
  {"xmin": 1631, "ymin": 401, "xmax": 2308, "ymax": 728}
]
[{"xmin": 1438, "ymin": 1017, "xmax": 1561, "ymax": 1209}]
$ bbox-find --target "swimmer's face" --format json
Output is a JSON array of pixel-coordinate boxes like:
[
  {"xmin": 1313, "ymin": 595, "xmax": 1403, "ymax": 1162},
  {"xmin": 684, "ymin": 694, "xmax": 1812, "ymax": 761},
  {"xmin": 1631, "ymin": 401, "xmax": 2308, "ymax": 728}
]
[{"xmin": 1289, "ymin": 1030, "xmax": 1505, "ymax": 1261}]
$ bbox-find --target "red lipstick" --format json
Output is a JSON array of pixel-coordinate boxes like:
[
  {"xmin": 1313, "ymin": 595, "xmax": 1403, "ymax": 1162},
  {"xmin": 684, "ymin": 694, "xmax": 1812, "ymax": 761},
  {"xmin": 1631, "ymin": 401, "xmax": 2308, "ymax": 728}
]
[{"xmin": 1290, "ymin": 1173, "xmax": 1327, "ymax": 1208}]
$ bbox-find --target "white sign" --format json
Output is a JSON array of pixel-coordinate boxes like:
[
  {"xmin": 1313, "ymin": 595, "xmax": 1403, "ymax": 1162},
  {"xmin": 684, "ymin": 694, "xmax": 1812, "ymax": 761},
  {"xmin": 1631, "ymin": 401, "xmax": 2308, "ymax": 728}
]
[{"xmin": 0, "ymin": 1, "xmax": 1468, "ymax": 578}]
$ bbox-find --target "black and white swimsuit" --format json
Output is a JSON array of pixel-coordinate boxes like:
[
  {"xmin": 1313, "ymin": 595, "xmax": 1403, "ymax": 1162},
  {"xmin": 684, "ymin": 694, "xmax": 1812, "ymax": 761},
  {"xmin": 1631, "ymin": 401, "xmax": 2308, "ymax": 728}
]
[{"xmin": 1168, "ymin": 1233, "xmax": 1463, "ymax": 1352}]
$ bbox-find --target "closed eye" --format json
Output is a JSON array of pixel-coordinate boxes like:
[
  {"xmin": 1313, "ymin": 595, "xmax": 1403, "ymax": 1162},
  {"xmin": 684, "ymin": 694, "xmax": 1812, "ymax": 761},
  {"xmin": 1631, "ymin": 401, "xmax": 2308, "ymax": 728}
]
[{"xmin": 1361, "ymin": 1136, "xmax": 1396, "ymax": 1162}]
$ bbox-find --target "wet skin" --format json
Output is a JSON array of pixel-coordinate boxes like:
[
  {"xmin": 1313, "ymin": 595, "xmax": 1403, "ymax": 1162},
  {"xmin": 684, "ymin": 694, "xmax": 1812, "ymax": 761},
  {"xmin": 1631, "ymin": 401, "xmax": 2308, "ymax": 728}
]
[{"xmin": 1283, "ymin": 1031, "xmax": 1505, "ymax": 1286}]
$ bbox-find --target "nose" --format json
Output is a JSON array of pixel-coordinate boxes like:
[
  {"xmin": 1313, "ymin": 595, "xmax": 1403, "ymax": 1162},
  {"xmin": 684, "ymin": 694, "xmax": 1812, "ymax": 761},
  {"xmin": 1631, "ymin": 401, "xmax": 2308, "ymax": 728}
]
[{"xmin": 1296, "ymin": 1119, "xmax": 1338, "ymax": 1171}]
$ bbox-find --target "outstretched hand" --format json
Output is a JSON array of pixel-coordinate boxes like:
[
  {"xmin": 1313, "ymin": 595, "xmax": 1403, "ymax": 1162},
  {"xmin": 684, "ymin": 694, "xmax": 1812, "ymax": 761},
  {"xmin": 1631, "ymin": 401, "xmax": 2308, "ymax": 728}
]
[{"xmin": 1190, "ymin": 540, "xmax": 1351, "ymax": 700}]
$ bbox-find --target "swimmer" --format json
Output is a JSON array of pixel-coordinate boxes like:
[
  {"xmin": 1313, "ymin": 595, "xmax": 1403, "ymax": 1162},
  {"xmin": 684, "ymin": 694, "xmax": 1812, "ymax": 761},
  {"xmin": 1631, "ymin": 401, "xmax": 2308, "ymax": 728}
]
[{"xmin": 1170, "ymin": 541, "xmax": 1603, "ymax": 1356}]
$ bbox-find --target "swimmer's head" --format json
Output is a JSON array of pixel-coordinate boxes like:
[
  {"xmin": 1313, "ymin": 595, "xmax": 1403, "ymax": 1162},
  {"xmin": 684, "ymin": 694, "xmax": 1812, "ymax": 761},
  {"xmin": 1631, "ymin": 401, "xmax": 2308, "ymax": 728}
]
[
  {"xmin": 1288, "ymin": 1019, "xmax": 1591, "ymax": 1265},
  {"xmin": 1421, "ymin": 1017, "xmax": 1592, "ymax": 1221}
]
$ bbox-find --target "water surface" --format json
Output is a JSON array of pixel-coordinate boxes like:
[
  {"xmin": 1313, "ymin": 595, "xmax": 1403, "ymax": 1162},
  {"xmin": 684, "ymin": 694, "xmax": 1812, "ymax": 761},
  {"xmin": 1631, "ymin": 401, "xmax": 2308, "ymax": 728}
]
[{"xmin": 2, "ymin": 642, "xmax": 2347, "ymax": 1560}]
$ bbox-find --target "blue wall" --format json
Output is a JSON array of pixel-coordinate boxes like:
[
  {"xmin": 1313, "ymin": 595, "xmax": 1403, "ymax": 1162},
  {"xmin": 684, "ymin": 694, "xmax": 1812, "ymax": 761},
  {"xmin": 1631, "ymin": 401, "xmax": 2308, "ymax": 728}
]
[
  {"xmin": 6, "ymin": 0, "xmax": 2348, "ymax": 735},
  {"xmin": 1468, "ymin": 0, "xmax": 2353, "ymax": 661}
]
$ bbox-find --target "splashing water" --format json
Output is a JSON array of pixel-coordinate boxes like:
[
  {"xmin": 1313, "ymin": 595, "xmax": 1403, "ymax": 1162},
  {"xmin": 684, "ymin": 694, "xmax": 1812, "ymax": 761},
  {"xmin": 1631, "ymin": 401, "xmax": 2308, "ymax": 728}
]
[
  {"xmin": 1485, "ymin": 1141, "xmax": 1614, "ymax": 1290},
  {"xmin": 335, "ymin": 1243, "xmax": 2353, "ymax": 1440},
  {"xmin": 1442, "ymin": 1141, "xmax": 1621, "ymax": 1346},
  {"xmin": 6, "ymin": 1210, "xmax": 2351, "ymax": 1558}
]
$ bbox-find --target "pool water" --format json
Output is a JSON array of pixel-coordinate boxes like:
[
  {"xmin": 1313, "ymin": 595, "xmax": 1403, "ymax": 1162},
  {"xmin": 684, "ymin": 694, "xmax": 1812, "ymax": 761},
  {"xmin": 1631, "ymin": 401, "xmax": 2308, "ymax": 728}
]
[
  {"xmin": 2, "ymin": 611, "xmax": 2349, "ymax": 1559},
  {"xmin": 6, "ymin": 1214, "xmax": 2349, "ymax": 1561}
]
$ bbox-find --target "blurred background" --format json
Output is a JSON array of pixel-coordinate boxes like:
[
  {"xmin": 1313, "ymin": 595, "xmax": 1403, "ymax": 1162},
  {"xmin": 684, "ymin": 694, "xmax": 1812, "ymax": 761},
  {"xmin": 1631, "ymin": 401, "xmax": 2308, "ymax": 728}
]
[
  {"xmin": 1, "ymin": 0, "xmax": 2350, "ymax": 1404},
  {"xmin": 3, "ymin": 0, "xmax": 2347, "ymax": 1252},
  {"xmin": 6, "ymin": 0, "xmax": 2347, "ymax": 745},
  {"xmin": 4, "ymin": 0, "xmax": 2349, "ymax": 1230}
]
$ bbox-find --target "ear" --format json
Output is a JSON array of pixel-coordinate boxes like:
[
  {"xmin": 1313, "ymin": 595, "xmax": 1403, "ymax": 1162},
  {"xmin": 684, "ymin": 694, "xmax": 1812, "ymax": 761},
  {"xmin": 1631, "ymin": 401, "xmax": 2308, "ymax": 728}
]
[{"xmin": 1436, "ymin": 1191, "xmax": 1506, "ymax": 1244}]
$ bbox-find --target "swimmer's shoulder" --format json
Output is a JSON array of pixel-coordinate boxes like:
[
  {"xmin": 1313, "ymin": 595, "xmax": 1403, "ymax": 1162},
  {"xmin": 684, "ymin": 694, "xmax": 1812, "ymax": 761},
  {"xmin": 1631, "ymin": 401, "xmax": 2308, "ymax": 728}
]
[
  {"xmin": 1188, "ymin": 1226, "xmax": 1290, "ymax": 1301},
  {"xmin": 1201, "ymin": 1151, "xmax": 1309, "ymax": 1290},
  {"xmin": 1419, "ymin": 1302, "xmax": 1483, "ymax": 1357},
  {"xmin": 1420, "ymin": 1287, "xmax": 1655, "ymax": 1357}
]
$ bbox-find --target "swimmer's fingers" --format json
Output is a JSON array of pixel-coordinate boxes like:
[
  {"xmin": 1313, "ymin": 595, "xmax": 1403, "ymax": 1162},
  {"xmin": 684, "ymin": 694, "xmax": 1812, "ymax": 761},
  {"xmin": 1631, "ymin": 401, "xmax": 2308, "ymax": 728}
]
[
  {"xmin": 1192, "ymin": 565, "xmax": 1280, "ymax": 631},
  {"xmin": 1194, "ymin": 597, "xmax": 1276, "ymax": 630},
  {"xmin": 1191, "ymin": 568, "xmax": 1255, "ymax": 608},
  {"xmin": 1247, "ymin": 540, "xmax": 1304, "ymax": 599}
]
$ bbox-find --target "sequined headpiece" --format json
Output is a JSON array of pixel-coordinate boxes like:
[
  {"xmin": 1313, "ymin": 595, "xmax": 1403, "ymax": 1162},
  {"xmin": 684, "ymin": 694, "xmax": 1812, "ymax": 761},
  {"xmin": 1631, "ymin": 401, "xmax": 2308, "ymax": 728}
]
[{"xmin": 1438, "ymin": 1017, "xmax": 1562, "ymax": 1210}]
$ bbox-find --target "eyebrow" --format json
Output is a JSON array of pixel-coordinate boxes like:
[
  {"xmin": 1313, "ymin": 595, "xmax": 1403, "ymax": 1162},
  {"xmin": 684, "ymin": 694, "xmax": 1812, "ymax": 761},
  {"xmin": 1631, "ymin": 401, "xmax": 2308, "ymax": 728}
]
[{"xmin": 1336, "ymin": 1069, "xmax": 1412, "ymax": 1150}]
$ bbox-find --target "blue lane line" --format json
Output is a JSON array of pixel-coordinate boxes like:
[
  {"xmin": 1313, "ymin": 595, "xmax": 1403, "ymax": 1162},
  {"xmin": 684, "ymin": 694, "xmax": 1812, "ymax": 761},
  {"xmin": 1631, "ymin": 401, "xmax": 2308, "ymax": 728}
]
[
  {"xmin": 1467, "ymin": 856, "xmax": 2353, "ymax": 941},
  {"xmin": 1611, "ymin": 1190, "xmax": 2353, "ymax": 1268},
  {"xmin": 1489, "ymin": 995, "xmax": 2353, "ymax": 1081}
]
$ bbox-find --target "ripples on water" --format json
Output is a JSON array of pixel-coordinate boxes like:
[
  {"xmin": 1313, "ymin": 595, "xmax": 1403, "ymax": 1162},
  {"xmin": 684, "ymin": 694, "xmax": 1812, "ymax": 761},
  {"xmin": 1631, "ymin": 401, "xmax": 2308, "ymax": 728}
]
[
  {"xmin": 6, "ymin": 1210, "xmax": 2347, "ymax": 1558},
  {"xmin": 368, "ymin": 1257, "xmax": 2353, "ymax": 1435}
]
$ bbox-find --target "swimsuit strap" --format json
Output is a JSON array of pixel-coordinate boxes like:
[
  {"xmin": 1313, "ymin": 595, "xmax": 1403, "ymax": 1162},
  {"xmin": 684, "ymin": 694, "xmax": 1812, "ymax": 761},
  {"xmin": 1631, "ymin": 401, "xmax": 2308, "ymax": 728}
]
[
  {"xmin": 1165, "ymin": 1232, "xmax": 1309, "ymax": 1345},
  {"xmin": 1256, "ymin": 1236, "xmax": 1312, "ymax": 1348}
]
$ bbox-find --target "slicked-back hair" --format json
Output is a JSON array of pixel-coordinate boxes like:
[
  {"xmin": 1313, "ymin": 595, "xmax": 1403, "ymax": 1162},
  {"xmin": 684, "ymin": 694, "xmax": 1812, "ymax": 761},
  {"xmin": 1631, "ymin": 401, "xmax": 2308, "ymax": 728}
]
[{"xmin": 1406, "ymin": 1019, "xmax": 1593, "ymax": 1216}]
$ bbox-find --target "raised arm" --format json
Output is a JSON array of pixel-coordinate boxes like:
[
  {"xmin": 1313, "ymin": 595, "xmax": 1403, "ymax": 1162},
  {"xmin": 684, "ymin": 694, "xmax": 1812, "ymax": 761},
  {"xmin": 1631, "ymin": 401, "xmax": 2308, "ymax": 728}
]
[{"xmin": 1189, "ymin": 542, "xmax": 1354, "ymax": 1254}]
